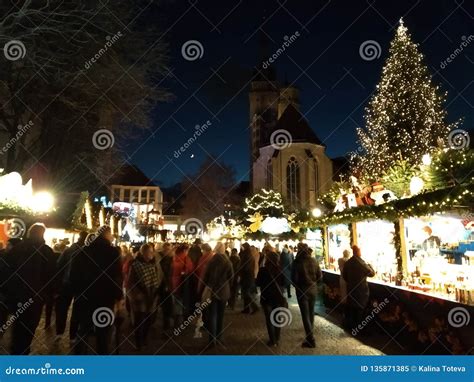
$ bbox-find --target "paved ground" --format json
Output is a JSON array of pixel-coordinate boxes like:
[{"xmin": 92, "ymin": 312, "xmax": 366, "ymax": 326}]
[{"xmin": 0, "ymin": 297, "xmax": 382, "ymax": 355}]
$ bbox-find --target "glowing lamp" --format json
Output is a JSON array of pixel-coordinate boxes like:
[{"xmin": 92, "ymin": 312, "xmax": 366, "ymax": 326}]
[
  {"xmin": 30, "ymin": 191, "xmax": 54, "ymax": 213},
  {"xmin": 422, "ymin": 154, "xmax": 431, "ymax": 166},
  {"xmin": 312, "ymin": 208, "xmax": 322, "ymax": 217},
  {"xmin": 409, "ymin": 176, "xmax": 424, "ymax": 196}
]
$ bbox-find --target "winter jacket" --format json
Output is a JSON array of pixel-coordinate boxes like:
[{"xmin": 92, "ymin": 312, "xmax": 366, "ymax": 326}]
[
  {"xmin": 342, "ymin": 255, "xmax": 375, "ymax": 308},
  {"xmin": 70, "ymin": 236, "xmax": 123, "ymax": 307},
  {"xmin": 160, "ymin": 254, "xmax": 173, "ymax": 292},
  {"xmin": 239, "ymin": 248, "xmax": 255, "ymax": 287},
  {"xmin": 195, "ymin": 252, "xmax": 214, "ymax": 293},
  {"xmin": 188, "ymin": 245, "xmax": 202, "ymax": 268},
  {"xmin": 3, "ymin": 238, "xmax": 56, "ymax": 304},
  {"xmin": 128, "ymin": 255, "xmax": 162, "ymax": 313},
  {"xmin": 229, "ymin": 254, "xmax": 241, "ymax": 285},
  {"xmin": 171, "ymin": 252, "xmax": 193, "ymax": 293},
  {"xmin": 56, "ymin": 242, "xmax": 83, "ymax": 290},
  {"xmin": 256, "ymin": 267, "xmax": 286, "ymax": 306},
  {"xmin": 280, "ymin": 249, "xmax": 293, "ymax": 288},
  {"xmin": 202, "ymin": 253, "xmax": 233, "ymax": 301},
  {"xmin": 291, "ymin": 249, "xmax": 322, "ymax": 298}
]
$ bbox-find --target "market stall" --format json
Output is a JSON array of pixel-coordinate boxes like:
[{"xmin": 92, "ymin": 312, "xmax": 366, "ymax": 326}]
[{"xmin": 312, "ymin": 183, "xmax": 474, "ymax": 354}]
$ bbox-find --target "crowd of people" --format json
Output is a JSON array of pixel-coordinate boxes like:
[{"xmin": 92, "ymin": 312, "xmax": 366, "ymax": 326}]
[{"xmin": 0, "ymin": 222, "xmax": 376, "ymax": 355}]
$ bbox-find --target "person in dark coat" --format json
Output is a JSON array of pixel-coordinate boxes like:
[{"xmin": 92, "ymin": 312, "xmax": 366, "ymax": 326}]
[
  {"xmin": 280, "ymin": 245, "xmax": 293, "ymax": 298},
  {"xmin": 55, "ymin": 231, "xmax": 87, "ymax": 342},
  {"xmin": 202, "ymin": 242, "xmax": 233, "ymax": 348},
  {"xmin": 228, "ymin": 248, "xmax": 241, "ymax": 310},
  {"xmin": 256, "ymin": 249, "xmax": 287, "ymax": 347},
  {"xmin": 0, "ymin": 237, "xmax": 22, "ymax": 329},
  {"xmin": 70, "ymin": 226, "xmax": 123, "ymax": 355},
  {"xmin": 342, "ymin": 245, "xmax": 375, "ymax": 332},
  {"xmin": 291, "ymin": 243, "xmax": 322, "ymax": 348},
  {"xmin": 239, "ymin": 243, "xmax": 259, "ymax": 314},
  {"xmin": 158, "ymin": 242, "xmax": 174, "ymax": 333},
  {"xmin": 187, "ymin": 240, "xmax": 202, "ymax": 308},
  {"xmin": 2, "ymin": 223, "xmax": 56, "ymax": 354}
]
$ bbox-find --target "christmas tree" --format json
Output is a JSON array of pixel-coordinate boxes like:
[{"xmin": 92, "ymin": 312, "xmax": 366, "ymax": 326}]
[{"xmin": 354, "ymin": 19, "xmax": 459, "ymax": 181}]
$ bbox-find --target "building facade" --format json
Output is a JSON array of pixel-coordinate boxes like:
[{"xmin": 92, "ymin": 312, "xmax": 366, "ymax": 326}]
[{"xmin": 250, "ymin": 65, "xmax": 333, "ymax": 210}]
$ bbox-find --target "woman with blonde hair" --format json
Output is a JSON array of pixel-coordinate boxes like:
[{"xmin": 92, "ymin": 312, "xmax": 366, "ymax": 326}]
[{"xmin": 128, "ymin": 243, "xmax": 163, "ymax": 350}]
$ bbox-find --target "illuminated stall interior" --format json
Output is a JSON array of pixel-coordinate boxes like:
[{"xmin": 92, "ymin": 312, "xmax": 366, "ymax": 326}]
[{"xmin": 403, "ymin": 213, "xmax": 473, "ymax": 304}]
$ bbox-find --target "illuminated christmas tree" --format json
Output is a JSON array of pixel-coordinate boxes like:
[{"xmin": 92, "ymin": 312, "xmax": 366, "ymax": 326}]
[{"xmin": 354, "ymin": 19, "xmax": 459, "ymax": 181}]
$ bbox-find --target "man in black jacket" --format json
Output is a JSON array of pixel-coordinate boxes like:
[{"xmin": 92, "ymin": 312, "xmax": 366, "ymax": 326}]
[
  {"xmin": 55, "ymin": 231, "xmax": 87, "ymax": 342},
  {"xmin": 70, "ymin": 226, "xmax": 123, "ymax": 354},
  {"xmin": 291, "ymin": 243, "xmax": 322, "ymax": 348},
  {"xmin": 342, "ymin": 245, "xmax": 375, "ymax": 332},
  {"xmin": 3, "ymin": 223, "xmax": 56, "ymax": 354}
]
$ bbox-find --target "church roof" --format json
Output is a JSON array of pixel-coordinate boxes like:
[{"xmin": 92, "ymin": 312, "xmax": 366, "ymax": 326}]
[{"xmin": 267, "ymin": 104, "xmax": 324, "ymax": 147}]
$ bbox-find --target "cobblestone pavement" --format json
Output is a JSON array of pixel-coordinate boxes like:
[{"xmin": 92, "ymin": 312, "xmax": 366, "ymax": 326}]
[{"xmin": 0, "ymin": 299, "xmax": 382, "ymax": 355}]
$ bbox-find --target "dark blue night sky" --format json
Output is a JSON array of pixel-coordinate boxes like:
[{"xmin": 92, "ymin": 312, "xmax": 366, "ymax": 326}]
[{"xmin": 123, "ymin": 0, "xmax": 473, "ymax": 187}]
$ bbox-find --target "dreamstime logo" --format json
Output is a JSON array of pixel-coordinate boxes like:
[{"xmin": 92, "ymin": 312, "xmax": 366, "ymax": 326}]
[
  {"xmin": 92, "ymin": 129, "xmax": 115, "ymax": 150},
  {"xmin": 0, "ymin": 121, "xmax": 34, "ymax": 156},
  {"xmin": 173, "ymin": 120, "xmax": 212, "ymax": 158},
  {"xmin": 181, "ymin": 40, "xmax": 204, "ymax": 61},
  {"xmin": 359, "ymin": 40, "xmax": 381, "ymax": 61},
  {"xmin": 270, "ymin": 307, "xmax": 292, "ymax": 328},
  {"xmin": 84, "ymin": 31, "xmax": 123, "ymax": 70},
  {"xmin": 447, "ymin": 129, "xmax": 470, "ymax": 150},
  {"xmin": 92, "ymin": 307, "xmax": 115, "ymax": 328},
  {"xmin": 352, "ymin": 298, "xmax": 390, "ymax": 336},
  {"xmin": 440, "ymin": 35, "xmax": 474, "ymax": 69},
  {"xmin": 182, "ymin": 218, "xmax": 204, "ymax": 235},
  {"xmin": 270, "ymin": 129, "xmax": 292, "ymax": 150},
  {"xmin": 174, "ymin": 299, "xmax": 211, "ymax": 336},
  {"xmin": 4, "ymin": 218, "xmax": 26, "ymax": 238},
  {"xmin": 0, "ymin": 298, "xmax": 33, "ymax": 334},
  {"xmin": 3, "ymin": 40, "xmax": 26, "ymax": 61},
  {"xmin": 261, "ymin": 31, "xmax": 300, "ymax": 69},
  {"xmin": 447, "ymin": 307, "xmax": 470, "ymax": 328},
  {"xmin": 84, "ymin": 225, "xmax": 109, "ymax": 246}
]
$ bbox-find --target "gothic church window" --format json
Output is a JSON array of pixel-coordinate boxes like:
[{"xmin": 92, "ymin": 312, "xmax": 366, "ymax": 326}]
[{"xmin": 286, "ymin": 156, "xmax": 300, "ymax": 208}]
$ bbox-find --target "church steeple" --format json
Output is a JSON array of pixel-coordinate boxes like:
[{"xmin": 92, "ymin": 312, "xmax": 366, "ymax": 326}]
[{"xmin": 249, "ymin": 29, "xmax": 279, "ymax": 170}]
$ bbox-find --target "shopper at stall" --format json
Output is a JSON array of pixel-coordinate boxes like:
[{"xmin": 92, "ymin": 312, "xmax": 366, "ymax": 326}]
[
  {"xmin": 291, "ymin": 243, "xmax": 322, "ymax": 348},
  {"xmin": 70, "ymin": 226, "xmax": 123, "ymax": 355},
  {"xmin": 280, "ymin": 244, "xmax": 294, "ymax": 298},
  {"xmin": 202, "ymin": 242, "xmax": 233, "ymax": 348},
  {"xmin": 338, "ymin": 249, "xmax": 351, "ymax": 305},
  {"xmin": 342, "ymin": 245, "xmax": 375, "ymax": 333},
  {"xmin": 256, "ymin": 248, "xmax": 287, "ymax": 347},
  {"xmin": 128, "ymin": 243, "xmax": 162, "ymax": 350},
  {"xmin": 228, "ymin": 248, "xmax": 241, "ymax": 310},
  {"xmin": 239, "ymin": 243, "xmax": 259, "ymax": 314},
  {"xmin": 55, "ymin": 231, "xmax": 88, "ymax": 342},
  {"xmin": 3, "ymin": 223, "xmax": 56, "ymax": 355},
  {"xmin": 171, "ymin": 243, "xmax": 193, "ymax": 325}
]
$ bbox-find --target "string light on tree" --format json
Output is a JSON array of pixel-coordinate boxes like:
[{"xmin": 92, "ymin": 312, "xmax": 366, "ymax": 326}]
[{"xmin": 353, "ymin": 18, "xmax": 459, "ymax": 182}]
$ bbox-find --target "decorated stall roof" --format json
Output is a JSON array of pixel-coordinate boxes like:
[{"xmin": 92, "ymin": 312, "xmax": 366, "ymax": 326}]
[{"xmin": 308, "ymin": 183, "xmax": 474, "ymax": 227}]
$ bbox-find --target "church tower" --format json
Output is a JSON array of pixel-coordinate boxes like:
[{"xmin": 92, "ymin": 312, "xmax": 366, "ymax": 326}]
[
  {"xmin": 249, "ymin": 32, "xmax": 279, "ymax": 172},
  {"xmin": 278, "ymin": 83, "xmax": 300, "ymax": 118}
]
